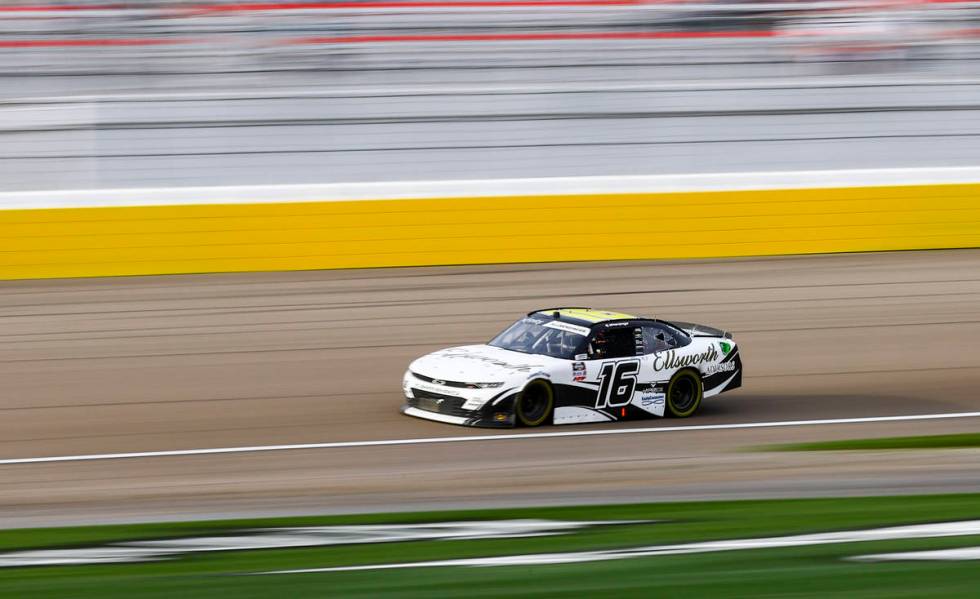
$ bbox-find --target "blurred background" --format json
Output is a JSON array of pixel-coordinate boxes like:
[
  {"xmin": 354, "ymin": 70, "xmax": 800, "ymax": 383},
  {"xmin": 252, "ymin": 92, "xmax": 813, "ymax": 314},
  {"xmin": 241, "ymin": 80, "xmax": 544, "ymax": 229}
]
[{"xmin": 2, "ymin": 0, "xmax": 980, "ymax": 192}]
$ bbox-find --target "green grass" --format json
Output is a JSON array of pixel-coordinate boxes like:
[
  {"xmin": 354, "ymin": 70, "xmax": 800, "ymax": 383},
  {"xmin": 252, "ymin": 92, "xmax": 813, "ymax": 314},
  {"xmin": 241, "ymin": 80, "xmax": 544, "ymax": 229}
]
[
  {"xmin": 765, "ymin": 432, "xmax": 980, "ymax": 451},
  {"xmin": 0, "ymin": 494, "xmax": 979, "ymax": 598}
]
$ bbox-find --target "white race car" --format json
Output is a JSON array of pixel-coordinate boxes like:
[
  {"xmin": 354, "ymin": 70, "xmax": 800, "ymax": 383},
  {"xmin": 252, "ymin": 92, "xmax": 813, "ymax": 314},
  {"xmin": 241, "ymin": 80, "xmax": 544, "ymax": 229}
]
[{"xmin": 401, "ymin": 308, "xmax": 742, "ymax": 427}]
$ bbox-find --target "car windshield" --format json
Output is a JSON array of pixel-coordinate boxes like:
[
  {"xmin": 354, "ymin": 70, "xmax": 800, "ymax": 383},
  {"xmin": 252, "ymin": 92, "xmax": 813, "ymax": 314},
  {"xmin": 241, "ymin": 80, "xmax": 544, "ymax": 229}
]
[{"xmin": 487, "ymin": 317, "xmax": 589, "ymax": 359}]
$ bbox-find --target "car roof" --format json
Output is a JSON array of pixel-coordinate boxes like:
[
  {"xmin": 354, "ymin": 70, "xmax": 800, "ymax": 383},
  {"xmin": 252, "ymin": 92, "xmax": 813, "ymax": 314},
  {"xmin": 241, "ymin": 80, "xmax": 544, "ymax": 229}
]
[{"xmin": 529, "ymin": 307, "xmax": 641, "ymax": 328}]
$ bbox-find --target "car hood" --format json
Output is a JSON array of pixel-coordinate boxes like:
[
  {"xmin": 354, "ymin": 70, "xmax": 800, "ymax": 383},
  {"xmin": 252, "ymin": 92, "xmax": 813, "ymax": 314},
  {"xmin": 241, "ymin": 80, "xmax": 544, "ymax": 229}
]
[{"xmin": 409, "ymin": 344, "xmax": 557, "ymax": 384}]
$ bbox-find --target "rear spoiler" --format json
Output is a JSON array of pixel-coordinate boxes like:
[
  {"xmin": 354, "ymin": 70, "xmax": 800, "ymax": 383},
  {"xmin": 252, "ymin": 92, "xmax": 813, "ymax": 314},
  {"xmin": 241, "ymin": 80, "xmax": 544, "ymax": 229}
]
[
  {"xmin": 669, "ymin": 321, "xmax": 733, "ymax": 339},
  {"xmin": 527, "ymin": 307, "xmax": 591, "ymax": 317}
]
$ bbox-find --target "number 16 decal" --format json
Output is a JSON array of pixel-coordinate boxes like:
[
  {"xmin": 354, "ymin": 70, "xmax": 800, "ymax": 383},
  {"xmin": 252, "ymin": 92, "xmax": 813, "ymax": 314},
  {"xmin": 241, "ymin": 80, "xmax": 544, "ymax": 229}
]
[{"xmin": 596, "ymin": 360, "xmax": 640, "ymax": 408}]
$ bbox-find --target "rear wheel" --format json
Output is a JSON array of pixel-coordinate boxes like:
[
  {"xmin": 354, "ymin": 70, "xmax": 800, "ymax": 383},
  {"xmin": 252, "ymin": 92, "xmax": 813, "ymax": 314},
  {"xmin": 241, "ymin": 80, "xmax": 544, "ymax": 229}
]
[
  {"xmin": 516, "ymin": 380, "xmax": 553, "ymax": 427},
  {"xmin": 666, "ymin": 370, "xmax": 703, "ymax": 418}
]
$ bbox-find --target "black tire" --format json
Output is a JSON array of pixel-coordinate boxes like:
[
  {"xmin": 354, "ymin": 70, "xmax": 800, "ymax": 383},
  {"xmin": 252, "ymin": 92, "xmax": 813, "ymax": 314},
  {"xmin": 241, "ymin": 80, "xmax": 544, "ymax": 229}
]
[
  {"xmin": 666, "ymin": 370, "xmax": 703, "ymax": 418},
  {"xmin": 516, "ymin": 380, "xmax": 554, "ymax": 427}
]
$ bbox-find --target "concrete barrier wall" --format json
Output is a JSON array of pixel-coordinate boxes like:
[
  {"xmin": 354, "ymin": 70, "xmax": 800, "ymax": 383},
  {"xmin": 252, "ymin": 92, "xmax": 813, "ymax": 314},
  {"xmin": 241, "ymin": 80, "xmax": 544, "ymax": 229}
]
[{"xmin": 1, "ymin": 168, "xmax": 978, "ymax": 280}]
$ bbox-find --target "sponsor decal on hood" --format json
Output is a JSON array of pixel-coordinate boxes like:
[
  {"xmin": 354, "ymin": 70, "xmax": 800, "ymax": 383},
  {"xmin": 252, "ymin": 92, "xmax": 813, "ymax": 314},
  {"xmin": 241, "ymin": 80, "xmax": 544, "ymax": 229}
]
[{"xmin": 435, "ymin": 347, "xmax": 545, "ymax": 373}]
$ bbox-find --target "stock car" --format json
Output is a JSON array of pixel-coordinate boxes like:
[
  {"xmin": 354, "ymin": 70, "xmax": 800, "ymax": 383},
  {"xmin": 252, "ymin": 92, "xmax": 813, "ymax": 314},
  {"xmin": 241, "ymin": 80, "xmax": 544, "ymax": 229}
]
[{"xmin": 401, "ymin": 308, "xmax": 742, "ymax": 428}]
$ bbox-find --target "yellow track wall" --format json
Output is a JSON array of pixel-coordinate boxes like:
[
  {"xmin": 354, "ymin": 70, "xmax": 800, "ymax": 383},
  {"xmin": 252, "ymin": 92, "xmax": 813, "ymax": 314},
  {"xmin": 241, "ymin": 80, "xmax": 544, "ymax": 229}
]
[{"xmin": 2, "ymin": 183, "xmax": 979, "ymax": 280}]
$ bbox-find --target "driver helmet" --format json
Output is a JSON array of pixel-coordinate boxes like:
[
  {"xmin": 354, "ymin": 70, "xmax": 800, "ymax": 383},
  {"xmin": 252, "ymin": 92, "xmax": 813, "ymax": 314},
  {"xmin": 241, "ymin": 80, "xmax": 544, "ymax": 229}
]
[{"xmin": 590, "ymin": 330, "xmax": 609, "ymax": 359}]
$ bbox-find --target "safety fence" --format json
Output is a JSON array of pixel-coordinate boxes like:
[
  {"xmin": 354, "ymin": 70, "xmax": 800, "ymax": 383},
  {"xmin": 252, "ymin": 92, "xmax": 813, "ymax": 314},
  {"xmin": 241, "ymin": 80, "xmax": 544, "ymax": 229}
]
[{"xmin": 1, "ymin": 0, "xmax": 979, "ymax": 78}]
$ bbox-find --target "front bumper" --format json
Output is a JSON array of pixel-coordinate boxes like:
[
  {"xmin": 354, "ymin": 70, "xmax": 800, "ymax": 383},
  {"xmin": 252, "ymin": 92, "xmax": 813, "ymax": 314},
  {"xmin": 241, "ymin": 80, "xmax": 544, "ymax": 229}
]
[{"xmin": 401, "ymin": 390, "xmax": 516, "ymax": 428}]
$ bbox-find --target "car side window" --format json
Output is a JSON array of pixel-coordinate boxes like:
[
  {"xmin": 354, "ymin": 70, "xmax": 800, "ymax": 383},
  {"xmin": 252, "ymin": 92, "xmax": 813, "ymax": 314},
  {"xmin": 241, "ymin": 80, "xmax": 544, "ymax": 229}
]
[
  {"xmin": 642, "ymin": 324, "xmax": 681, "ymax": 354},
  {"xmin": 588, "ymin": 325, "xmax": 642, "ymax": 360}
]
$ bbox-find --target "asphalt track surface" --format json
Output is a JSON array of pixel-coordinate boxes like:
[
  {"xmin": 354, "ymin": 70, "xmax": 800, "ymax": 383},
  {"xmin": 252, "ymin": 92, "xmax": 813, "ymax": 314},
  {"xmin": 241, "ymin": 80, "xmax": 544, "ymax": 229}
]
[{"xmin": 1, "ymin": 249, "xmax": 979, "ymax": 527}]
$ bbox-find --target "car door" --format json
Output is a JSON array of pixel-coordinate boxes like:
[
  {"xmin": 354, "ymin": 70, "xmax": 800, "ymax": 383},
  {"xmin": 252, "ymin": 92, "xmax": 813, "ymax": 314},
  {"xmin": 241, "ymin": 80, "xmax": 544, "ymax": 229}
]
[{"xmin": 585, "ymin": 323, "xmax": 644, "ymax": 417}]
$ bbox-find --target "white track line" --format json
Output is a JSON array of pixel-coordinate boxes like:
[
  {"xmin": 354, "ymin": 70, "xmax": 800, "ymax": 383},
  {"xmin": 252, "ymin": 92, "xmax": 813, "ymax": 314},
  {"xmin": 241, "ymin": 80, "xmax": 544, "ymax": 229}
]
[{"xmin": 1, "ymin": 411, "xmax": 978, "ymax": 466}]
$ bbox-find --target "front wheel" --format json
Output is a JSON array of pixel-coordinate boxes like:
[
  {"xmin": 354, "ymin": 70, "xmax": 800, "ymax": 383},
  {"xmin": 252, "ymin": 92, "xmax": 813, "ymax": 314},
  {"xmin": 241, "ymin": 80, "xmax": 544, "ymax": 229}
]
[
  {"xmin": 515, "ymin": 380, "xmax": 554, "ymax": 427},
  {"xmin": 666, "ymin": 370, "xmax": 703, "ymax": 418}
]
